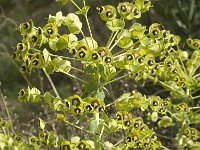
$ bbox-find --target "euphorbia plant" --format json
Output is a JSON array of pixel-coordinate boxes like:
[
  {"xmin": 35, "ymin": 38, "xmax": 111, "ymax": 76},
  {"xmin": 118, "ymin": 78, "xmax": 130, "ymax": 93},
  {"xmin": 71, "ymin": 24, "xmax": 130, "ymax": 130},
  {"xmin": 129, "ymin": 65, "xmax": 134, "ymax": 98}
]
[{"xmin": 1, "ymin": 0, "xmax": 200, "ymax": 149}]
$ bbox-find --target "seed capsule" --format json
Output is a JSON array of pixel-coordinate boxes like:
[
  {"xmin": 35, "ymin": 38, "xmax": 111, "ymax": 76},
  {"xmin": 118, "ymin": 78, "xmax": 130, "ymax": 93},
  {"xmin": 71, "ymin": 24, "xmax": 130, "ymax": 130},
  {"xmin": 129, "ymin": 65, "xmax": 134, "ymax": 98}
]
[
  {"xmin": 104, "ymin": 56, "xmax": 111, "ymax": 63},
  {"xmin": 72, "ymin": 98, "xmax": 80, "ymax": 106},
  {"xmin": 74, "ymin": 107, "xmax": 81, "ymax": 114},
  {"xmin": 116, "ymin": 114, "xmax": 123, "ymax": 120},
  {"xmin": 133, "ymin": 8, "xmax": 140, "ymax": 15},
  {"xmin": 77, "ymin": 142, "xmax": 86, "ymax": 149},
  {"xmin": 153, "ymin": 100, "xmax": 159, "ymax": 106},
  {"xmin": 92, "ymin": 53, "xmax": 99, "ymax": 60},
  {"xmin": 91, "ymin": 100, "xmax": 100, "ymax": 109},
  {"xmin": 126, "ymin": 136, "xmax": 132, "ymax": 142},
  {"xmin": 106, "ymin": 11, "xmax": 113, "ymax": 18},
  {"xmin": 121, "ymin": 5, "xmax": 127, "ymax": 12},
  {"xmin": 79, "ymin": 51, "xmax": 86, "ymax": 58},
  {"xmin": 86, "ymin": 105, "xmax": 93, "ymax": 111}
]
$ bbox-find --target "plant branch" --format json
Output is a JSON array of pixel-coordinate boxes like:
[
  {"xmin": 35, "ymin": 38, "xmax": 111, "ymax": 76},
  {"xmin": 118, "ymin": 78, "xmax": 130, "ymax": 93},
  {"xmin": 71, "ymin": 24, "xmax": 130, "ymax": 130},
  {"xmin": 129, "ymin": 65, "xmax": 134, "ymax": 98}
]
[
  {"xmin": 0, "ymin": 89, "xmax": 14, "ymax": 133},
  {"xmin": 0, "ymin": 44, "xmax": 32, "ymax": 87},
  {"xmin": 110, "ymin": 35, "xmax": 124, "ymax": 51},
  {"xmin": 70, "ymin": 0, "xmax": 82, "ymax": 11},
  {"xmin": 43, "ymin": 68, "xmax": 60, "ymax": 97},
  {"xmin": 58, "ymin": 69, "xmax": 87, "ymax": 84}
]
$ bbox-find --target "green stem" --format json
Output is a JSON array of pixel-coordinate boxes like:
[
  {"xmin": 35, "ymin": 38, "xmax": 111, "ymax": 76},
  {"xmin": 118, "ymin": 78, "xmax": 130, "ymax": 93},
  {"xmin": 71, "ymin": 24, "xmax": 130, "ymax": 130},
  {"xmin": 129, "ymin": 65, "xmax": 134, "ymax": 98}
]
[
  {"xmin": 113, "ymin": 138, "xmax": 125, "ymax": 147},
  {"xmin": 0, "ymin": 43, "xmax": 32, "ymax": 87},
  {"xmin": 70, "ymin": 0, "xmax": 82, "ymax": 11},
  {"xmin": 82, "ymin": 0, "xmax": 95, "ymax": 48},
  {"xmin": 1, "ymin": 127, "xmax": 7, "ymax": 135},
  {"xmin": 191, "ymin": 87, "xmax": 200, "ymax": 94},
  {"xmin": 65, "ymin": 120, "xmax": 83, "ymax": 130},
  {"xmin": 190, "ymin": 106, "xmax": 200, "ymax": 109},
  {"xmin": 156, "ymin": 133, "xmax": 173, "ymax": 140},
  {"xmin": 106, "ymin": 31, "xmax": 114, "ymax": 48},
  {"xmin": 177, "ymin": 119, "xmax": 186, "ymax": 150},
  {"xmin": 110, "ymin": 35, "xmax": 124, "ymax": 51},
  {"xmin": 99, "ymin": 126, "xmax": 105, "ymax": 139},
  {"xmin": 167, "ymin": 110, "xmax": 181, "ymax": 122},
  {"xmin": 101, "ymin": 71, "xmax": 132, "ymax": 87},
  {"xmin": 71, "ymin": 66, "xmax": 85, "ymax": 74},
  {"xmin": 84, "ymin": 15, "xmax": 95, "ymax": 49},
  {"xmin": 109, "ymin": 30, "xmax": 120, "ymax": 48},
  {"xmin": 80, "ymin": 30, "xmax": 90, "ymax": 46},
  {"xmin": 161, "ymin": 146, "xmax": 170, "ymax": 150},
  {"xmin": 112, "ymin": 38, "xmax": 141, "ymax": 57},
  {"xmin": 0, "ymin": 89, "xmax": 14, "ymax": 133},
  {"xmin": 147, "ymin": 75, "xmax": 184, "ymax": 96},
  {"xmin": 113, "ymin": 52, "xmax": 126, "ymax": 59},
  {"xmin": 192, "ymin": 95, "xmax": 200, "ymax": 100},
  {"xmin": 172, "ymin": 48, "xmax": 188, "ymax": 77},
  {"xmin": 0, "ymin": 15, "xmax": 18, "ymax": 28},
  {"xmin": 43, "ymin": 68, "xmax": 60, "ymax": 97},
  {"xmin": 113, "ymin": 48, "xmax": 128, "ymax": 57},
  {"xmin": 59, "ymin": 69, "xmax": 87, "ymax": 84},
  {"xmin": 49, "ymin": 53, "xmax": 78, "ymax": 61},
  {"xmin": 193, "ymin": 72, "xmax": 200, "ymax": 78}
]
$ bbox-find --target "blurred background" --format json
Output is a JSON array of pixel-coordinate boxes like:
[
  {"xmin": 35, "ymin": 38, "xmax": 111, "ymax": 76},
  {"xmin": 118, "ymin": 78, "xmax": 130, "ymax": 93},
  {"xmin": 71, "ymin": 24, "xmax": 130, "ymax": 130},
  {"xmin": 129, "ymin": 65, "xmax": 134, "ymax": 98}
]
[{"xmin": 0, "ymin": 0, "xmax": 200, "ymax": 148}]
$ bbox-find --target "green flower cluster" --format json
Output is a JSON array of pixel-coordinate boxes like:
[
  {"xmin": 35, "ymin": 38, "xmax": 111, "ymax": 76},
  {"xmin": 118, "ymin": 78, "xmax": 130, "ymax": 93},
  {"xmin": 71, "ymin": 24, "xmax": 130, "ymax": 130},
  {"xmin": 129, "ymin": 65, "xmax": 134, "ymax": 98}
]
[{"xmin": 12, "ymin": 0, "xmax": 200, "ymax": 149}]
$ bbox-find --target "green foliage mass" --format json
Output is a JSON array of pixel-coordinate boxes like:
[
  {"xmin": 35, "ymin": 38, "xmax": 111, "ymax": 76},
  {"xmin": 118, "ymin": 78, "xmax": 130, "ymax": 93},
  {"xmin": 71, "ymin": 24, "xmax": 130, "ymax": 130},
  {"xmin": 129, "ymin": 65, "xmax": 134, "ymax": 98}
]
[{"xmin": 0, "ymin": 0, "xmax": 200, "ymax": 150}]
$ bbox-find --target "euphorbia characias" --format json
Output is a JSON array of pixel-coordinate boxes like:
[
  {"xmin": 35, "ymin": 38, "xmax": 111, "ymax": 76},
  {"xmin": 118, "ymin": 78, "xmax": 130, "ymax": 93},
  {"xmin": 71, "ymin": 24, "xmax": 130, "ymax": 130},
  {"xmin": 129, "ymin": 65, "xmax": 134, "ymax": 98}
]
[{"xmin": 1, "ymin": 0, "xmax": 200, "ymax": 149}]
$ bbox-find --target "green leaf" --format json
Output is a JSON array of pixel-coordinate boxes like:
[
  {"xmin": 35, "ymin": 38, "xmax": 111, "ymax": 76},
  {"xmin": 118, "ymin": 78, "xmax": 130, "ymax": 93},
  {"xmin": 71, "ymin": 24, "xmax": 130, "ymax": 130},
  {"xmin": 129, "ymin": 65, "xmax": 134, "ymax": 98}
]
[
  {"xmin": 49, "ymin": 38, "xmax": 58, "ymax": 51},
  {"xmin": 80, "ymin": 37, "xmax": 98, "ymax": 49},
  {"xmin": 85, "ymin": 75, "xmax": 99, "ymax": 95},
  {"xmin": 38, "ymin": 118, "xmax": 46, "ymax": 130},
  {"xmin": 116, "ymin": 29, "xmax": 133, "ymax": 48},
  {"xmin": 63, "ymin": 13, "xmax": 82, "ymax": 34},
  {"xmin": 115, "ymin": 92, "xmax": 133, "ymax": 111},
  {"xmin": 107, "ymin": 119, "xmax": 118, "ymax": 131},
  {"xmin": 100, "ymin": 64, "xmax": 117, "ymax": 81},
  {"xmin": 103, "ymin": 141, "xmax": 114, "ymax": 150},
  {"xmin": 158, "ymin": 116, "xmax": 173, "ymax": 128},
  {"xmin": 189, "ymin": 142, "xmax": 200, "ymax": 150},
  {"xmin": 135, "ymin": 0, "xmax": 144, "ymax": 10},
  {"xmin": 56, "ymin": 113, "xmax": 66, "ymax": 121},
  {"xmin": 190, "ymin": 113, "xmax": 200, "ymax": 124},
  {"xmin": 68, "ymin": 33, "xmax": 78, "ymax": 48},
  {"xmin": 84, "ymin": 63, "xmax": 97, "ymax": 74},
  {"xmin": 71, "ymin": 136, "xmax": 80, "ymax": 144},
  {"xmin": 56, "ymin": 0, "xmax": 68, "ymax": 5},
  {"xmin": 44, "ymin": 92, "xmax": 54, "ymax": 104},
  {"xmin": 96, "ymin": 89, "xmax": 105, "ymax": 101},
  {"xmin": 43, "ymin": 48, "xmax": 51, "ymax": 62},
  {"xmin": 150, "ymin": 112, "xmax": 158, "ymax": 122},
  {"xmin": 48, "ymin": 11, "xmax": 64, "ymax": 27},
  {"xmin": 56, "ymin": 34, "xmax": 69, "ymax": 50},
  {"xmin": 106, "ymin": 19, "xmax": 125, "ymax": 31},
  {"xmin": 142, "ymin": 1, "xmax": 152, "ymax": 12},
  {"xmin": 29, "ymin": 87, "xmax": 41, "ymax": 102},
  {"xmin": 140, "ymin": 37, "xmax": 152, "ymax": 46},
  {"xmin": 45, "ymin": 57, "xmax": 71, "ymax": 74},
  {"xmin": 56, "ymin": 59, "xmax": 71, "ymax": 73},
  {"xmin": 52, "ymin": 98, "xmax": 64, "ymax": 111},
  {"xmin": 129, "ymin": 23, "xmax": 146, "ymax": 39},
  {"xmin": 89, "ymin": 119, "xmax": 98, "ymax": 134},
  {"xmin": 49, "ymin": 34, "xmax": 68, "ymax": 51}
]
